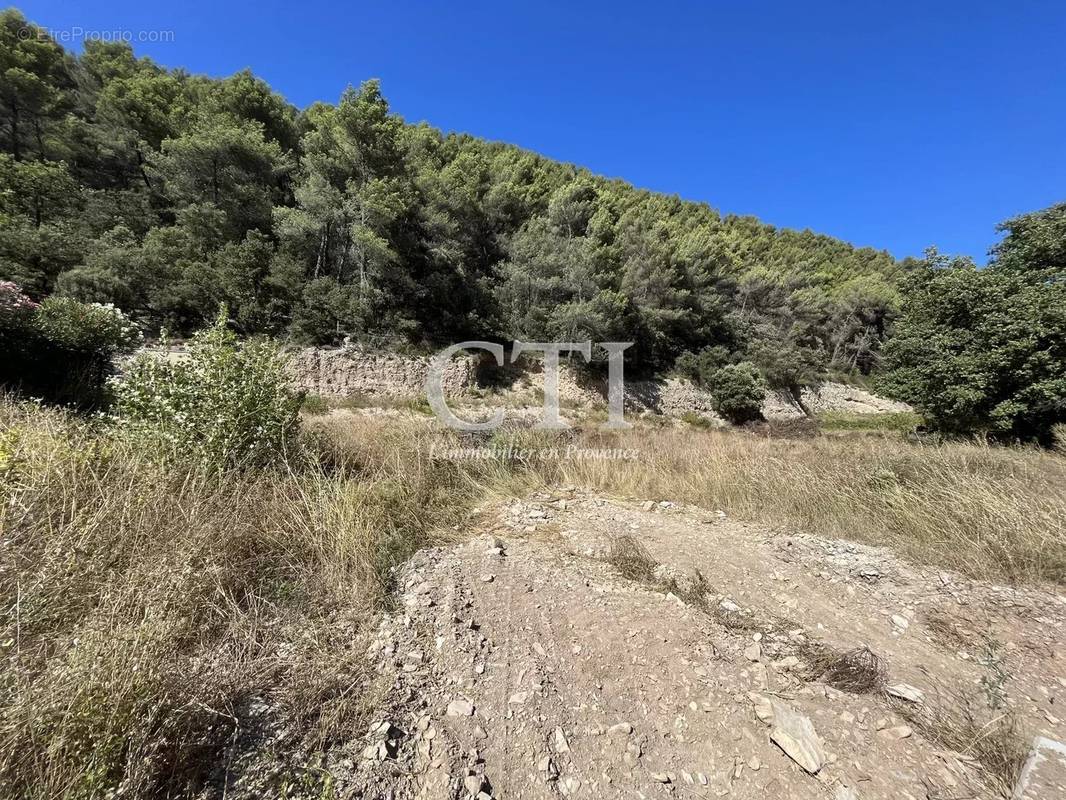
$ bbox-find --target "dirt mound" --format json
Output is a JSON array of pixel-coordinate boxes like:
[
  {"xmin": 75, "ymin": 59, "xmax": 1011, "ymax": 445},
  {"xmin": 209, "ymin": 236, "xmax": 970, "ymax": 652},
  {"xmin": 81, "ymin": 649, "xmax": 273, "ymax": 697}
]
[{"xmin": 334, "ymin": 491, "xmax": 1063, "ymax": 799}]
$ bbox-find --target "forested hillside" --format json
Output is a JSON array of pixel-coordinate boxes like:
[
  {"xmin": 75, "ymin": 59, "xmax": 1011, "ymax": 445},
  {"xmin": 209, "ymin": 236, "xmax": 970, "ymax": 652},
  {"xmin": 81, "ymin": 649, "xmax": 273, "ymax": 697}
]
[{"xmin": 0, "ymin": 9, "xmax": 908, "ymax": 379}]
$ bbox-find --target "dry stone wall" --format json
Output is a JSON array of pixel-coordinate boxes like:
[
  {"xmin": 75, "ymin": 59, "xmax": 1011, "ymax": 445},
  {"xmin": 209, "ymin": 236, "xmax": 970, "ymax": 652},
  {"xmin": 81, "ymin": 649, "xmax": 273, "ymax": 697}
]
[{"xmin": 285, "ymin": 347, "xmax": 477, "ymax": 398}]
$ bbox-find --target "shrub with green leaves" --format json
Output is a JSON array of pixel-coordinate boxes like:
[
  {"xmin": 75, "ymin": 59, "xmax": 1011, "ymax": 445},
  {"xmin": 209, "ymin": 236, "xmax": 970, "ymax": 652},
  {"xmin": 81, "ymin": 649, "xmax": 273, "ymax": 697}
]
[
  {"xmin": 879, "ymin": 244, "xmax": 1066, "ymax": 445},
  {"xmin": 709, "ymin": 362, "xmax": 766, "ymax": 424},
  {"xmin": 0, "ymin": 283, "xmax": 141, "ymax": 408},
  {"xmin": 112, "ymin": 311, "xmax": 301, "ymax": 470},
  {"xmin": 674, "ymin": 346, "xmax": 731, "ymax": 386},
  {"xmin": 34, "ymin": 296, "xmax": 142, "ymax": 354}
]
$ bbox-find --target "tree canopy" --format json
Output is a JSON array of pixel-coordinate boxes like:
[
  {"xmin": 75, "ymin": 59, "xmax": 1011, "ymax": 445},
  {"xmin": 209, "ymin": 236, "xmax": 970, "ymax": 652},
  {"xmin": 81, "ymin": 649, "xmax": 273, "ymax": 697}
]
[
  {"xmin": 880, "ymin": 211, "xmax": 1066, "ymax": 444},
  {"xmin": 0, "ymin": 8, "xmax": 908, "ymax": 382},
  {"xmin": 3, "ymin": 8, "xmax": 1063, "ymax": 443}
]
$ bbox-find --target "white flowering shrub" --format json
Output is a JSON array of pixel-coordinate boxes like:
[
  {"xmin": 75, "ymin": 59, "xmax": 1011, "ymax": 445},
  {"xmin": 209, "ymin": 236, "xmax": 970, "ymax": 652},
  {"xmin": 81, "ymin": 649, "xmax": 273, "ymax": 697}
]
[
  {"xmin": 111, "ymin": 311, "xmax": 301, "ymax": 470},
  {"xmin": 34, "ymin": 297, "xmax": 142, "ymax": 354}
]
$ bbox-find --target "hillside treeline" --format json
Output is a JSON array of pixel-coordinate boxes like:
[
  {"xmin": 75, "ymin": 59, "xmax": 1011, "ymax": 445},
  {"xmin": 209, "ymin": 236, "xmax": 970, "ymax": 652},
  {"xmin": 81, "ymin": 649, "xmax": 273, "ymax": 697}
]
[{"xmin": 0, "ymin": 9, "xmax": 904, "ymax": 380}]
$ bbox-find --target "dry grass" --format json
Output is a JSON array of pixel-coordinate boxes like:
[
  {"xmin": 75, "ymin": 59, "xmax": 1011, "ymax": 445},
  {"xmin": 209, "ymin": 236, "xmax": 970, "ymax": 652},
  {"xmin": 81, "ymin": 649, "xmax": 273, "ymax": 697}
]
[
  {"xmin": 1, "ymin": 401, "xmax": 1062, "ymax": 796},
  {"xmin": 0, "ymin": 405, "xmax": 510, "ymax": 798},
  {"xmin": 802, "ymin": 644, "xmax": 888, "ymax": 694},
  {"xmin": 606, "ymin": 535, "xmax": 659, "ymax": 583},
  {"xmin": 890, "ymin": 676, "xmax": 1028, "ymax": 796},
  {"xmin": 544, "ymin": 426, "xmax": 1066, "ymax": 584}
]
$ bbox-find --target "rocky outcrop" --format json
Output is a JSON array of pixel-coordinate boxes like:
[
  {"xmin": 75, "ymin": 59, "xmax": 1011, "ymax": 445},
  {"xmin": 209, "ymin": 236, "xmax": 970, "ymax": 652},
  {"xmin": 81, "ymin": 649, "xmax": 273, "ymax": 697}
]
[{"xmin": 623, "ymin": 377, "xmax": 911, "ymax": 423}]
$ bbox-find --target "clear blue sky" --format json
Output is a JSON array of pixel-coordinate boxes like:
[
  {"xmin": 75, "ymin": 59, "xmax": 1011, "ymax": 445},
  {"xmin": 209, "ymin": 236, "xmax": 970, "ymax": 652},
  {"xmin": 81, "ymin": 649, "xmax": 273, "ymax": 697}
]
[{"xmin": 16, "ymin": 0, "xmax": 1066, "ymax": 261}]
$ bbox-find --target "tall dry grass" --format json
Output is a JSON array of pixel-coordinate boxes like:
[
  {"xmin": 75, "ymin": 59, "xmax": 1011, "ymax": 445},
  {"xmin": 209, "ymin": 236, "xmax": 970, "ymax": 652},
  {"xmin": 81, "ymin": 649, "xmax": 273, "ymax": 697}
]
[
  {"xmin": 549, "ymin": 426, "xmax": 1066, "ymax": 584},
  {"xmin": 0, "ymin": 404, "xmax": 512, "ymax": 798}
]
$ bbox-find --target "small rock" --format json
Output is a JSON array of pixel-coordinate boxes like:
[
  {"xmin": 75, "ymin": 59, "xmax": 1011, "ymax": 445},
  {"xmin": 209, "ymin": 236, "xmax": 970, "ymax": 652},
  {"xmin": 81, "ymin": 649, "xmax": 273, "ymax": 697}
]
[
  {"xmin": 879, "ymin": 724, "xmax": 913, "ymax": 739},
  {"xmin": 744, "ymin": 643, "xmax": 762, "ymax": 662},
  {"xmin": 890, "ymin": 614, "xmax": 909, "ymax": 631},
  {"xmin": 538, "ymin": 755, "xmax": 557, "ymax": 775},
  {"xmin": 720, "ymin": 598, "xmax": 741, "ymax": 613},
  {"xmin": 447, "ymin": 699, "xmax": 475, "ymax": 717},
  {"xmin": 463, "ymin": 774, "xmax": 485, "ymax": 795},
  {"xmin": 650, "ymin": 772, "xmax": 671, "ymax": 783},
  {"xmin": 748, "ymin": 692, "xmax": 775, "ymax": 725},
  {"xmin": 608, "ymin": 722, "xmax": 634, "ymax": 735},
  {"xmin": 886, "ymin": 683, "xmax": 925, "ymax": 704},
  {"xmin": 480, "ymin": 574, "xmax": 495, "ymax": 583},
  {"xmin": 642, "ymin": 500, "xmax": 656, "ymax": 511},
  {"xmin": 769, "ymin": 699, "xmax": 826, "ymax": 774},
  {"xmin": 509, "ymin": 691, "xmax": 531, "ymax": 705},
  {"xmin": 553, "ymin": 727, "xmax": 570, "ymax": 753}
]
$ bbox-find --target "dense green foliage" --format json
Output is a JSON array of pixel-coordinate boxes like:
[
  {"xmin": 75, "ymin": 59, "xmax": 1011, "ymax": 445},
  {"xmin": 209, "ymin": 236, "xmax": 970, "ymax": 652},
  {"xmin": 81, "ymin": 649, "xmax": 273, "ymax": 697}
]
[
  {"xmin": 0, "ymin": 8, "xmax": 905, "ymax": 379},
  {"xmin": 0, "ymin": 280, "xmax": 140, "ymax": 406},
  {"xmin": 707, "ymin": 362, "xmax": 766, "ymax": 424},
  {"xmin": 880, "ymin": 206, "xmax": 1066, "ymax": 444}
]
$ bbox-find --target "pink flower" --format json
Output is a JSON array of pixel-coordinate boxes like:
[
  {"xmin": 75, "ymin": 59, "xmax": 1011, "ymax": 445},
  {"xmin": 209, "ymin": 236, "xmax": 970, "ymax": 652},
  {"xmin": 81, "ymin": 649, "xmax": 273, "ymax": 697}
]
[{"xmin": 0, "ymin": 281, "xmax": 41, "ymax": 312}]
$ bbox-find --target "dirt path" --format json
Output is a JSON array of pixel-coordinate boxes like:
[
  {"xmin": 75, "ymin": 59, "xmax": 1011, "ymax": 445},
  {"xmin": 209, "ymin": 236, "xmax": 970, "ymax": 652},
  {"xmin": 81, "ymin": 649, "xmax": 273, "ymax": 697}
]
[{"xmin": 340, "ymin": 490, "xmax": 1066, "ymax": 799}]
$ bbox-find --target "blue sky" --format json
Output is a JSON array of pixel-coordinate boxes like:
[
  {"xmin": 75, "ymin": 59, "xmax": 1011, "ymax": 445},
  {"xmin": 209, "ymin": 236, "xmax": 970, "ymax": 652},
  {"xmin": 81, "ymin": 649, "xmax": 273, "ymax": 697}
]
[{"xmin": 16, "ymin": 0, "xmax": 1066, "ymax": 261}]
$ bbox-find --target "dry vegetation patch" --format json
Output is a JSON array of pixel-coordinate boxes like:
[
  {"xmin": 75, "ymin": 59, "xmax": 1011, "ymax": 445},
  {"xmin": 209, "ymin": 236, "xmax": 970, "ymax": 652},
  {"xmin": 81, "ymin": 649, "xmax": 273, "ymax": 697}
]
[
  {"xmin": 1, "ymin": 404, "xmax": 1062, "ymax": 797},
  {"xmin": 548, "ymin": 425, "xmax": 1066, "ymax": 584},
  {"xmin": 0, "ymin": 406, "xmax": 503, "ymax": 797}
]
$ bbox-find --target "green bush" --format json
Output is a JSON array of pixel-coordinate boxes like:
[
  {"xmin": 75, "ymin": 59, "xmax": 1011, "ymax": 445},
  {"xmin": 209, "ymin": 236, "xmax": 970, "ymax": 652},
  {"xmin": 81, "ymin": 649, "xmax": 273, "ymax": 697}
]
[
  {"xmin": 675, "ymin": 346, "xmax": 731, "ymax": 385},
  {"xmin": 879, "ymin": 256, "xmax": 1066, "ymax": 445},
  {"xmin": 0, "ymin": 282, "xmax": 141, "ymax": 409},
  {"xmin": 709, "ymin": 362, "xmax": 766, "ymax": 424},
  {"xmin": 34, "ymin": 296, "xmax": 142, "ymax": 353},
  {"xmin": 111, "ymin": 311, "xmax": 301, "ymax": 470}
]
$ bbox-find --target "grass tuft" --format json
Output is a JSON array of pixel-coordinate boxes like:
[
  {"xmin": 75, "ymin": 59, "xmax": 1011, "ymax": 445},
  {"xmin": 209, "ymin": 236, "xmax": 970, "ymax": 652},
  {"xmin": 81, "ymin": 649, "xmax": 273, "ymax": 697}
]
[
  {"xmin": 801, "ymin": 644, "xmax": 888, "ymax": 693},
  {"xmin": 890, "ymin": 677, "xmax": 1028, "ymax": 797},
  {"xmin": 606, "ymin": 535, "xmax": 659, "ymax": 583}
]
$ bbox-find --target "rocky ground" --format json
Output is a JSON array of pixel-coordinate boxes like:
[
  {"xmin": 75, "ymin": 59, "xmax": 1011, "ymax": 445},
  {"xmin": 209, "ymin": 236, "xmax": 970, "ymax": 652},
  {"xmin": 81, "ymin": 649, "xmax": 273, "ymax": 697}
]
[{"xmin": 325, "ymin": 490, "xmax": 1065, "ymax": 799}]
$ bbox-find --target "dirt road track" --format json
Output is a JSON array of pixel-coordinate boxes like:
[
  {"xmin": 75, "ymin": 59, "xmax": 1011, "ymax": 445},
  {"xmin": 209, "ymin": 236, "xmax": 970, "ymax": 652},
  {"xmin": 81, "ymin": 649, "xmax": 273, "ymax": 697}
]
[{"xmin": 346, "ymin": 490, "xmax": 1066, "ymax": 799}]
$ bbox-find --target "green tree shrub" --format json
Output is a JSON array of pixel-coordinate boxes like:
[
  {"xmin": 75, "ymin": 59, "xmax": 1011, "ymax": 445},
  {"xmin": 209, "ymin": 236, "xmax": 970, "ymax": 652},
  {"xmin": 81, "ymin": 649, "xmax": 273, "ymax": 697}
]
[
  {"xmin": 674, "ymin": 345, "xmax": 731, "ymax": 386},
  {"xmin": 879, "ymin": 256, "xmax": 1066, "ymax": 445},
  {"xmin": 34, "ymin": 296, "xmax": 141, "ymax": 353},
  {"xmin": 709, "ymin": 362, "xmax": 766, "ymax": 424},
  {"xmin": 111, "ymin": 310, "xmax": 302, "ymax": 470}
]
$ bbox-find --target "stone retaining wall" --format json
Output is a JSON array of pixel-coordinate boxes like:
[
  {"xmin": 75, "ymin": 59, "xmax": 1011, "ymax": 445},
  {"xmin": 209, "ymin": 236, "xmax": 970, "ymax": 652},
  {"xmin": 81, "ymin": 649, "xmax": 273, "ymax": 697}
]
[{"xmin": 285, "ymin": 347, "xmax": 477, "ymax": 398}]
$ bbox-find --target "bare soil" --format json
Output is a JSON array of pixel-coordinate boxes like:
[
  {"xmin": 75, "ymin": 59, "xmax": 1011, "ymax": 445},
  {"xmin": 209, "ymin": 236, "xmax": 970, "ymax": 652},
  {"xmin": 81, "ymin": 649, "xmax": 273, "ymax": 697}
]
[{"xmin": 334, "ymin": 490, "xmax": 1066, "ymax": 799}]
